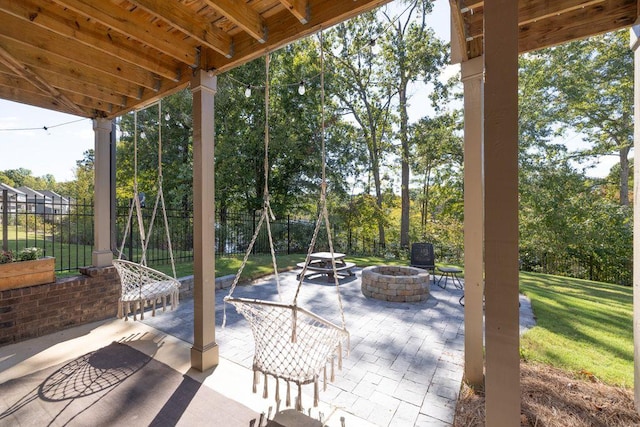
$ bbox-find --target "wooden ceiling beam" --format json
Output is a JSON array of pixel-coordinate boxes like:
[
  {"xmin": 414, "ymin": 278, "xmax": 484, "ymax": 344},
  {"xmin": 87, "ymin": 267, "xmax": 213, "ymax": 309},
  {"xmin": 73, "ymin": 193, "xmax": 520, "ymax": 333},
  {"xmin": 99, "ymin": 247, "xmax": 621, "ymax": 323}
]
[
  {"xmin": 519, "ymin": 0, "xmax": 637, "ymax": 52},
  {"xmin": 0, "ymin": 10, "xmax": 163, "ymax": 92},
  {"xmin": 51, "ymin": 0, "xmax": 198, "ymax": 66},
  {"xmin": 202, "ymin": 0, "xmax": 267, "ymax": 43},
  {"xmin": 520, "ymin": 0, "xmax": 606, "ymax": 26},
  {"xmin": 449, "ymin": 0, "xmax": 469, "ymax": 62},
  {"xmin": 278, "ymin": 0, "xmax": 310, "ymax": 24},
  {"xmin": 128, "ymin": 0, "xmax": 234, "ymax": 58},
  {"xmin": 0, "ymin": 36, "xmax": 144, "ymax": 100},
  {"xmin": 24, "ymin": 68, "xmax": 130, "ymax": 107},
  {"xmin": 205, "ymin": 0, "xmax": 392, "ymax": 73},
  {"xmin": 0, "ymin": 43, "xmax": 86, "ymax": 116},
  {"xmin": 0, "ymin": 84, "xmax": 88, "ymax": 116},
  {"xmin": 465, "ymin": 0, "xmax": 619, "ymax": 39},
  {"xmin": 0, "ymin": 0, "xmax": 182, "ymax": 82}
]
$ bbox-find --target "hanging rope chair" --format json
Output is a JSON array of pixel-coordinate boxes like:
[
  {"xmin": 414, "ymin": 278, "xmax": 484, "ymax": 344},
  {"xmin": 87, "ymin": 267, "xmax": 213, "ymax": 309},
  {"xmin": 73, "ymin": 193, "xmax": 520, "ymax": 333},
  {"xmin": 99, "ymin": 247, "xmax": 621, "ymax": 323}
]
[
  {"xmin": 114, "ymin": 100, "xmax": 180, "ymax": 321},
  {"xmin": 224, "ymin": 33, "xmax": 349, "ymax": 411}
]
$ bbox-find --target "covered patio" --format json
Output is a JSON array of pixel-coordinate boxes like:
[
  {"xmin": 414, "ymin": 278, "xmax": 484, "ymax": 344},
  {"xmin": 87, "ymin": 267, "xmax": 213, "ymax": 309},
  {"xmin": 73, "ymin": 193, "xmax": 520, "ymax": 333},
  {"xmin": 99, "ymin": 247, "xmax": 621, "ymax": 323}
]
[
  {"xmin": 0, "ymin": 0, "xmax": 639, "ymax": 425},
  {"xmin": 0, "ymin": 268, "xmax": 537, "ymax": 425}
]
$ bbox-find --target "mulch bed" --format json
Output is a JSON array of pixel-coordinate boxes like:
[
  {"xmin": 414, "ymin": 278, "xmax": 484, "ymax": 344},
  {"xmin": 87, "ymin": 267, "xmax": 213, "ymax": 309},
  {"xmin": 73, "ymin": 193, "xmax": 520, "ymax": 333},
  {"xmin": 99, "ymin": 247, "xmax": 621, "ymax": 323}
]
[{"xmin": 454, "ymin": 361, "xmax": 640, "ymax": 427}]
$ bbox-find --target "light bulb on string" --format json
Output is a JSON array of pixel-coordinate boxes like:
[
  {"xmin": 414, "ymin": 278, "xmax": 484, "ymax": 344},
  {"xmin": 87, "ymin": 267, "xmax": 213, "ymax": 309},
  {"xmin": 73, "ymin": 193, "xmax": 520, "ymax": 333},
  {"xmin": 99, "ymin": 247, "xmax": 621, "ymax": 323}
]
[
  {"xmin": 298, "ymin": 81, "xmax": 306, "ymax": 95},
  {"xmin": 244, "ymin": 85, "xmax": 252, "ymax": 98}
]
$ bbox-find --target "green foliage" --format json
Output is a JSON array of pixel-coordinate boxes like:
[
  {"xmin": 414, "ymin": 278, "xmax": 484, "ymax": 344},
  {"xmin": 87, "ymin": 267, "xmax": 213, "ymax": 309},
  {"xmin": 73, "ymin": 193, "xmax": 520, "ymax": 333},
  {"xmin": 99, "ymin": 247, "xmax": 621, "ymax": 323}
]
[
  {"xmin": 527, "ymin": 30, "xmax": 633, "ymax": 205},
  {"xmin": 16, "ymin": 247, "xmax": 42, "ymax": 261},
  {"xmin": 0, "ymin": 250, "xmax": 14, "ymax": 264}
]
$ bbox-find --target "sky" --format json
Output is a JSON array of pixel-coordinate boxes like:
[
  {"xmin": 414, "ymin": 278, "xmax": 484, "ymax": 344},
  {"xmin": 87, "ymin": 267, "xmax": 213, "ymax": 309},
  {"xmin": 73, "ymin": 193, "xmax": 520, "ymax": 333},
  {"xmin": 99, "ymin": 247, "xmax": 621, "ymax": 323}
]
[{"xmin": 0, "ymin": 0, "xmax": 619, "ymax": 182}]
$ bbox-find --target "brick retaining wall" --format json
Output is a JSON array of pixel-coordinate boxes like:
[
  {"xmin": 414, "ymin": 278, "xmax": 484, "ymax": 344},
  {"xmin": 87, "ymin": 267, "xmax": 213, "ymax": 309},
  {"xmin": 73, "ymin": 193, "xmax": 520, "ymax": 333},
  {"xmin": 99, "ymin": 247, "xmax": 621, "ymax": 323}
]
[
  {"xmin": 0, "ymin": 266, "xmax": 120, "ymax": 346},
  {"xmin": 0, "ymin": 269, "xmax": 241, "ymax": 347}
]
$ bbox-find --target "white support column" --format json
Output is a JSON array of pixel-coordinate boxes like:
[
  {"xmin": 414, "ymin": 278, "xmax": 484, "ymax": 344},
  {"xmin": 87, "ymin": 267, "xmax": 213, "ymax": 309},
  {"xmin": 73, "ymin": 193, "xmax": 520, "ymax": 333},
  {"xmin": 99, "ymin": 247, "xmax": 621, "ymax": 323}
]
[
  {"xmin": 484, "ymin": 1, "xmax": 520, "ymax": 424},
  {"xmin": 92, "ymin": 118, "xmax": 113, "ymax": 267},
  {"xmin": 462, "ymin": 55, "xmax": 484, "ymax": 388},
  {"xmin": 630, "ymin": 25, "xmax": 640, "ymax": 411},
  {"xmin": 191, "ymin": 70, "xmax": 219, "ymax": 371}
]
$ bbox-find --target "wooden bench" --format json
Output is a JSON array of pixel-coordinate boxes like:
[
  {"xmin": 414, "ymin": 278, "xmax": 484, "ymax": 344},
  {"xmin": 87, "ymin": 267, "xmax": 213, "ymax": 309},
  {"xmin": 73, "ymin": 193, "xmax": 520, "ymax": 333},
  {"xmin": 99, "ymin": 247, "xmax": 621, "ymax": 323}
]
[{"xmin": 296, "ymin": 261, "xmax": 356, "ymax": 281}]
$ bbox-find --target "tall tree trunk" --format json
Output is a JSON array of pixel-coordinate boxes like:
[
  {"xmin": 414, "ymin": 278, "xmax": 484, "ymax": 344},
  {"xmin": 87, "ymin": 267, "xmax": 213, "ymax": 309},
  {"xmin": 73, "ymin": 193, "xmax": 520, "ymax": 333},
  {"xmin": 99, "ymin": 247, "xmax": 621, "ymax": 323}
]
[
  {"xmin": 619, "ymin": 145, "xmax": 630, "ymax": 206},
  {"xmin": 369, "ymin": 131, "xmax": 386, "ymax": 248},
  {"xmin": 399, "ymin": 78, "xmax": 410, "ymax": 250}
]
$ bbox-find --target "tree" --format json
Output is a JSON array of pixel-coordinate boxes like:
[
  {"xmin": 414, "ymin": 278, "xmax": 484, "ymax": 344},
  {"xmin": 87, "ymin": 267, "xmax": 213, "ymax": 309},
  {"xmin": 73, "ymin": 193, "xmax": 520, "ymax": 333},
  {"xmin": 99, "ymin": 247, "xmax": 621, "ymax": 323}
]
[
  {"xmin": 540, "ymin": 30, "xmax": 633, "ymax": 205},
  {"xmin": 410, "ymin": 111, "xmax": 463, "ymax": 236},
  {"xmin": 380, "ymin": 0, "xmax": 448, "ymax": 249},
  {"xmin": 326, "ymin": 12, "xmax": 393, "ymax": 247}
]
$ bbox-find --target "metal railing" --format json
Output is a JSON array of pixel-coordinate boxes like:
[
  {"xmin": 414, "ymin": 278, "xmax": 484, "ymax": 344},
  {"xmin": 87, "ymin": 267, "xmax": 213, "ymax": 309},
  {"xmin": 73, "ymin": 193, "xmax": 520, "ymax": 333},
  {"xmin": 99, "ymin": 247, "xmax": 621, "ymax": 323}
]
[{"xmin": 2, "ymin": 191, "xmax": 631, "ymax": 284}]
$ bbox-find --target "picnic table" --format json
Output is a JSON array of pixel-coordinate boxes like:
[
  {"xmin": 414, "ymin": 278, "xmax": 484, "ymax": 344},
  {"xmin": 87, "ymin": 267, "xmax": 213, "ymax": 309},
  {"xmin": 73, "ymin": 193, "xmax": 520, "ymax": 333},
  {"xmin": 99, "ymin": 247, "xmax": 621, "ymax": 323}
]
[{"xmin": 296, "ymin": 252, "xmax": 356, "ymax": 281}]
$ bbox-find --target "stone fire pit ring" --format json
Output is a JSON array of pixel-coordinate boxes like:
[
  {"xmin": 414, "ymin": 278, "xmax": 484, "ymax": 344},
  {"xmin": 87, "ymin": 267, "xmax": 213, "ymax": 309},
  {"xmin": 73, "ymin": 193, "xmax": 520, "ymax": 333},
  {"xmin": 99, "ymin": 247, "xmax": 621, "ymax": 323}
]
[{"xmin": 361, "ymin": 265, "xmax": 430, "ymax": 302}]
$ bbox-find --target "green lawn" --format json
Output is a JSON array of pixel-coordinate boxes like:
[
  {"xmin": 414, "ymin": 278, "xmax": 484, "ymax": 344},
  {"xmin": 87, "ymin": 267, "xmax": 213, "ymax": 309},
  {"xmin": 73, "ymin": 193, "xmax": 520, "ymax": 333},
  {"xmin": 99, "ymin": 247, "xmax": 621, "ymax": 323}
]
[
  {"xmin": 519, "ymin": 271, "xmax": 633, "ymax": 388},
  {"xmin": 152, "ymin": 253, "xmax": 409, "ymax": 282}
]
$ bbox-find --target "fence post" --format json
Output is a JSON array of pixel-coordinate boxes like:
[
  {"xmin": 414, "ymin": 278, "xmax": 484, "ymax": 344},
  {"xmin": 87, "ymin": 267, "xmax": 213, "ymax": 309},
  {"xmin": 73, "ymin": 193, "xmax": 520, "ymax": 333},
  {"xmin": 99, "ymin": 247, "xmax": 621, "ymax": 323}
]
[
  {"xmin": 2, "ymin": 189, "xmax": 7, "ymax": 252},
  {"xmin": 252, "ymin": 210, "xmax": 256, "ymax": 255},
  {"xmin": 287, "ymin": 214, "xmax": 291, "ymax": 255}
]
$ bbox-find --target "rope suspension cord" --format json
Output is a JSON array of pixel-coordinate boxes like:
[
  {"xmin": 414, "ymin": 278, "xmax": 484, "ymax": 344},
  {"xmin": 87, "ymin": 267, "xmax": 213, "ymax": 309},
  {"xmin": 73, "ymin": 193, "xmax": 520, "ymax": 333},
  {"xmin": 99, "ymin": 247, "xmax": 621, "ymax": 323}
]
[
  {"xmin": 224, "ymin": 52, "xmax": 283, "ymax": 311},
  {"xmin": 118, "ymin": 109, "xmax": 146, "ymax": 264},
  {"xmin": 114, "ymin": 99, "xmax": 180, "ymax": 321},
  {"xmin": 223, "ymin": 32, "xmax": 349, "ymax": 411},
  {"xmin": 291, "ymin": 31, "xmax": 347, "ymax": 331},
  {"xmin": 117, "ymin": 100, "xmax": 177, "ymax": 279}
]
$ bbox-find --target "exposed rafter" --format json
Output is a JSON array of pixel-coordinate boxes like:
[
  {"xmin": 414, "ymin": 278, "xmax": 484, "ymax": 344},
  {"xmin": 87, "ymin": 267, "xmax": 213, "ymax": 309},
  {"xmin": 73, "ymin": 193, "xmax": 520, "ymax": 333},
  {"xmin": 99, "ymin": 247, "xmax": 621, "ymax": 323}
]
[
  {"xmin": 278, "ymin": 0, "xmax": 310, "ymax": 24},
  {"xmin": 0, "ymin": 0, "xmax": 182, "ymax": 82},
  {"xmin": 50, "ymin": 0, "xmax": 199, "ymax": 65},
  {"xmin": 127, "ymin": 0, "xmax": 234, "ymax": 58},
  {"xmin": 451, "ymin": 0, "xmax": 636, "ymax": 63},
  {"xmin": 0, "ymin": 0, "xmax": 633, "ymax": 118},
  {"xmin": 0, "ymin": 43, "xmax": 86, "ymax": 116},
  {"xmin": 202, "ymin": 0, "xmax": 267, "ymax": 43}
]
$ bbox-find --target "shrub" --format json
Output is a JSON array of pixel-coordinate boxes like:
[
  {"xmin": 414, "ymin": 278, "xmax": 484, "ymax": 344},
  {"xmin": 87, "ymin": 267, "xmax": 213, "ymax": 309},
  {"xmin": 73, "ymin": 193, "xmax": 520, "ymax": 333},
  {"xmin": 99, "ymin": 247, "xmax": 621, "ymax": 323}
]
[
  {"xmin": 0, "ymin": 250, "xmax": 14, "ymax": 264},
  {"xmin": 16, "ymin": 247, "xmax": 43, "ymax": 262}
]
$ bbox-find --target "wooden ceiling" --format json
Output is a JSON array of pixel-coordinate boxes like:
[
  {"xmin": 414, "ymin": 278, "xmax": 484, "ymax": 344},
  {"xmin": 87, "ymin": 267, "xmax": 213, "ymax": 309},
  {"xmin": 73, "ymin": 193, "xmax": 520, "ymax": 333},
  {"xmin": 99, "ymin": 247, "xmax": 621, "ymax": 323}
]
[
  {"xmin": 450, "ymin": 0, "xmax": 638, "ymax": 62},
  {"xmin": 0, "ymin": 1, "xmax": 637, "ymax": 120},
  {"xmin": 0, "ymin": 0, "xmax": 391, "ymax": 119}
]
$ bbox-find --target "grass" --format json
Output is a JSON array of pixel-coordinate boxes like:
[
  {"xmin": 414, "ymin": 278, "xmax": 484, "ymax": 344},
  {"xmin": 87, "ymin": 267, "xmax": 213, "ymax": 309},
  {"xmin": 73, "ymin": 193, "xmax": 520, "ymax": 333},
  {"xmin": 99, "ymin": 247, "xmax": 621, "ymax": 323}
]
[
  {"xmin": 151, "ymin": 253, "xmax": 410, "ymax": 282},
  {"xmin": 519, "ymin": 271, "xmax": 633, "ymax": 388}
]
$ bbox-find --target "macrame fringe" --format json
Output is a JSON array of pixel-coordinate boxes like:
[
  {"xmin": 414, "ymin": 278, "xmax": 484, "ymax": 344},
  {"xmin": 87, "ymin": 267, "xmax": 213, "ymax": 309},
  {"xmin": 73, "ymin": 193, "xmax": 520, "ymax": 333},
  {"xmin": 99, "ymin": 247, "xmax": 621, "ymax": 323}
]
[
  {"xmin": 338, "ymin": 342, "xmax": 343, "ymax": 370},
  {"xmin": 253, "ymin": 370, "xmax": 260, "ymax": 393},
  {"xmin": 323, "ymin": 366, "xmax": 327, "ymax": 391},
  {"xmin": 296, "ymin": 384, "xmax": 302, "ymax": 411},
  {"xmin": 314, "ymin": 376, "xmax": 319, "ymax": 407},
  {"xmin": 275, "ymin": 378, "xmax": 280, "ymax": 403},
  {"xmin": 331, "ymin": 357, "xmax": 335, "ymax": 382},
  {"xmin": 286, "ymin": 381, "xmax": 291, "ymax": 407},
  {"xmin": 263, "ymin": 373, "xmax": 269, "ymax": 398}
]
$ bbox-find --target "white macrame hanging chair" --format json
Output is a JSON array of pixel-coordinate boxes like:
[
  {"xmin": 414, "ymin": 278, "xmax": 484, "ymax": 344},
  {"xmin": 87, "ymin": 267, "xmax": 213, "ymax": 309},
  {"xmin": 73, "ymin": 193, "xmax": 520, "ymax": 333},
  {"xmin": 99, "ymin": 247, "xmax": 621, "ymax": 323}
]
[
  {"xmin": 114, "ymin": 100, "xmax": 180, "ymax": 321},
  {"xmin": 224, "ymin": 34, "xmax": 349, "ymax": 411}
]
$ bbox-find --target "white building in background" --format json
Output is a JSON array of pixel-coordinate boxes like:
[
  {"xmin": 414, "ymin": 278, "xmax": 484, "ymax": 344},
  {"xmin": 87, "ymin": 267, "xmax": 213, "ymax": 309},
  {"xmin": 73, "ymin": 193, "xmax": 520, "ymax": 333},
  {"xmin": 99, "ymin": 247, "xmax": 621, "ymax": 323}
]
[
  {"xmin": 16, "ymin": 186, "xmax": 52, "ymax": 215},
  {"xmin": 0, "ymin": 183, "xmax": 26, "ymax": 214},
  {"xmin": 38, "ymin": 190, "xmax": 71, "ymax": 215}
]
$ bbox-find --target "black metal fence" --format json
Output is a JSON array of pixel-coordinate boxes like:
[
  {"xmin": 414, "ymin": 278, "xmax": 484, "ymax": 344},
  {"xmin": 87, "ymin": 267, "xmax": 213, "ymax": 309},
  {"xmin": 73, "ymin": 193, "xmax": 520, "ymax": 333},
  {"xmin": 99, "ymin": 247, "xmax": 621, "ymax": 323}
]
[
  {"xmin": 519, "ymin": 249, "xmax": 633, "ymax": 286},
  {"xmin": 1, "ymin": 192, "xmax": 95, "ymax": 271},
  {"xmin": 1, "ymin": 192, "xmax": 632, "ymax": 284}
]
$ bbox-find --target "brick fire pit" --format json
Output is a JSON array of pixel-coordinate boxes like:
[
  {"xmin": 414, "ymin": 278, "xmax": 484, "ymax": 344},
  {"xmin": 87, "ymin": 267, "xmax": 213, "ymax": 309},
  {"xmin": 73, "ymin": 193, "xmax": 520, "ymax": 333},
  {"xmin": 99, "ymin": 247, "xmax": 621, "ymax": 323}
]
[{"xmin": 361, "ymin": 265, "xmax": 430, "ymax": 302}]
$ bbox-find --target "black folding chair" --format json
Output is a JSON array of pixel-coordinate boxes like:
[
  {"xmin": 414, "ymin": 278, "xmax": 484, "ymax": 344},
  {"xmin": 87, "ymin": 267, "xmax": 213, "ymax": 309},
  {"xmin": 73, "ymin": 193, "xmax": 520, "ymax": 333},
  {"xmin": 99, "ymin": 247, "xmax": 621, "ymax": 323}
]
[{"xmin": 410, "ymin": 243, "xmax": 436, "ymax": 280}]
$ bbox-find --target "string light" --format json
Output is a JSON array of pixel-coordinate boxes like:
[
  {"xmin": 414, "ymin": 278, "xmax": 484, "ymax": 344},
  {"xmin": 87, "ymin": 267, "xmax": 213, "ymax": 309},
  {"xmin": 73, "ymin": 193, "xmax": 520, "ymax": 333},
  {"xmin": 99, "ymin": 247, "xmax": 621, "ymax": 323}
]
[
  {"xmin": 225, "ymin": 1, "xmax": 419, "ymax": 95},
  {"xmin": 0, "ymin": 117, "xmax": 87, "ymax": 132}
]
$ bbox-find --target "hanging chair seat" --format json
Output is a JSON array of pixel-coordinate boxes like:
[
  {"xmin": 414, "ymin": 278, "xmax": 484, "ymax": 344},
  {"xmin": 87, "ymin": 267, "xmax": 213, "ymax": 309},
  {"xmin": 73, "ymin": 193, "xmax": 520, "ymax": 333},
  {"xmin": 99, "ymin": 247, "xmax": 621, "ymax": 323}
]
[
  {"xmin": 113, "ymin": 259, "xmax": 180, "ymax": 321},
  {"xmin": 225, "ymin": 297, "xmax": 349, "ymax": 409}
]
